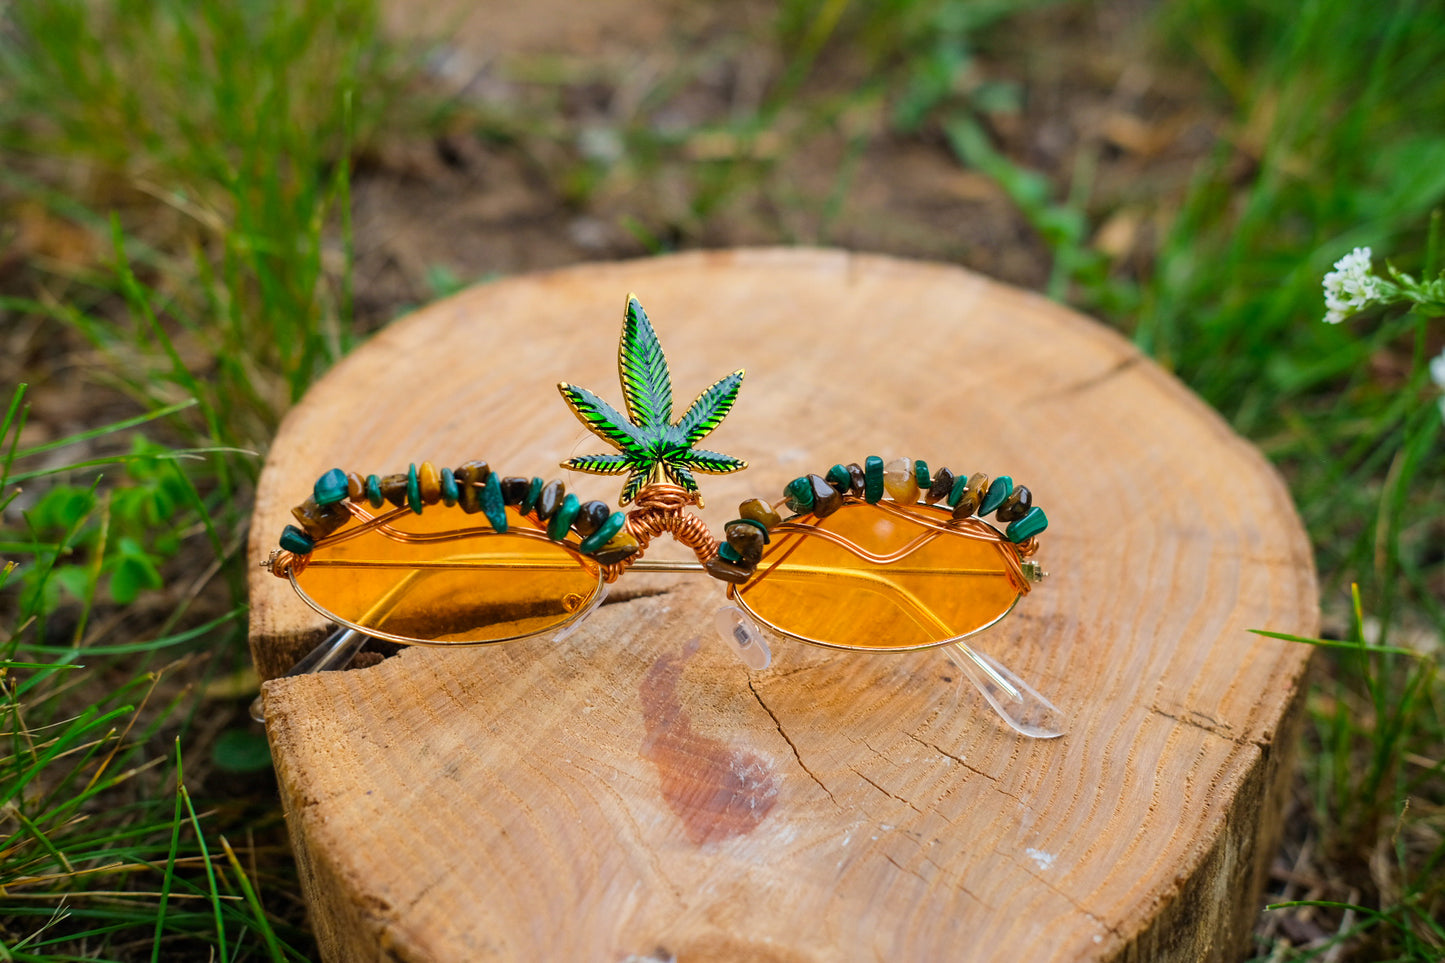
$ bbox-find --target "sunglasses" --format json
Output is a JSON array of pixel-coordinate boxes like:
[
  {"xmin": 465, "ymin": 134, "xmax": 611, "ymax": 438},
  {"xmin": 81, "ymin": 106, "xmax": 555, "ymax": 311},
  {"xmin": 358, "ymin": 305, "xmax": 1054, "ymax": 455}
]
[{"xmin": 260, "ymin": 297, "xmax": 1060, "ymax": 738}]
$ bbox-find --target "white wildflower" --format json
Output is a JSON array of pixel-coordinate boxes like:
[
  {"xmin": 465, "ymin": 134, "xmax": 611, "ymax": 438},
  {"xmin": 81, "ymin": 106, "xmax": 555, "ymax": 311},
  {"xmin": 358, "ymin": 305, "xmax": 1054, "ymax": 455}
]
[
  {"xmin": 1322, "ymin": 246, "xmax": 1385, "ymax": 324},
  {"xmin": 1431, "ymin": 348, "xmax": 1445, "ymax": 419}
]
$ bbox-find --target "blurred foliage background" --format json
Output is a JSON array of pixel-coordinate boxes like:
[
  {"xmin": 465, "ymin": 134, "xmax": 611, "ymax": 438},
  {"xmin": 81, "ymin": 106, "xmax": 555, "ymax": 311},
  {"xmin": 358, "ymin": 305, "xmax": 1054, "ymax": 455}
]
[{"xmin": 1, "ymin": 0, "xmax": 1441, "ymax": 959}]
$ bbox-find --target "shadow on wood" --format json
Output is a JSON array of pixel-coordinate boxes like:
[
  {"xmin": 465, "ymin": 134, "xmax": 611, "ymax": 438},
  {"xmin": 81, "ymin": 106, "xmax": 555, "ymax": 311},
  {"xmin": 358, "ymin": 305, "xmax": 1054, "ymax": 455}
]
[{"xmin": 247, "ymin": 249, "xmax": 1316, "ymax": 962}]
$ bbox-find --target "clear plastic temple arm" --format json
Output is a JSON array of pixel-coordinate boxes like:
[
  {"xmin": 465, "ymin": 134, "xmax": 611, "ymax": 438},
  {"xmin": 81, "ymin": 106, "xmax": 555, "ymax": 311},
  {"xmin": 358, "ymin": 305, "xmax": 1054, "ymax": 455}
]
[
  {"xmin": 249, "ymin": 627, "xmax": 369, "ymax": 723},
  {"xmin": 943, "ymin": 639, "xmax": 1065, "ymax": 739}
]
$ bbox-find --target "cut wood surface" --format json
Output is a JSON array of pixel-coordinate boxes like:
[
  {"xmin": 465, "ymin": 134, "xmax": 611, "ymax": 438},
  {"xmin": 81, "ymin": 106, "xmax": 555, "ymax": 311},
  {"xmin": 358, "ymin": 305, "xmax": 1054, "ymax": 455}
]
[{"xmin": 247, "ymin": 248, "xmax": 1318, "ymax": 963}]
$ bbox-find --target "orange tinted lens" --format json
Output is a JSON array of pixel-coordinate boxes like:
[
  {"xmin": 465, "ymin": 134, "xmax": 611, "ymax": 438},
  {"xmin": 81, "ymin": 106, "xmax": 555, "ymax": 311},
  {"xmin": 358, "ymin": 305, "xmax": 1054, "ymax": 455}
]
[
  {"xmin": 735, "ymin": 502, "xmax": 1021, "ymax": 650},
  {"xmin": 292, "ymin": 505, "xmax": 601, "ymax": 644}
]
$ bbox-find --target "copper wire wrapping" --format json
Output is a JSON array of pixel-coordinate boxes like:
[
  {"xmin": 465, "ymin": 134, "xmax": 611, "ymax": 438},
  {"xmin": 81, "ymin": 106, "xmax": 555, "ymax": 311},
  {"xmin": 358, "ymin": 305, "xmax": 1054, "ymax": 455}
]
[{"xmin": 599, "ymin": 483, "xmax": 720, "ymax": 582}]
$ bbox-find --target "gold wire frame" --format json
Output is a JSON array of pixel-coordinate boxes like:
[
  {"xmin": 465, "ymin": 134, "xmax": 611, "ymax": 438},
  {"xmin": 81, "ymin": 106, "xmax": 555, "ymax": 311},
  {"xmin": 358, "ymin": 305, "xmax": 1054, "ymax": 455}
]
[
  {"xmin": 728, "ymin": 498, "xmax": 1028, "ymax": 653},
  {"xmin": 270, "ymin": 484, "xmax": 1036, "ymax": 652},
  {"xmin": 278, "ymin": 502, "xmax": 607, "ymax": 647}
]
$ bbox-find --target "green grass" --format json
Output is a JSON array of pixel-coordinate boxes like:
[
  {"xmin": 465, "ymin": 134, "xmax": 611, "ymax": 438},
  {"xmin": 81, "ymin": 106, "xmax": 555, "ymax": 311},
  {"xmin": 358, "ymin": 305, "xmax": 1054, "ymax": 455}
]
[{"xmin": 2, "ymin": 0, "xmax": 1442, "ymax": 959}]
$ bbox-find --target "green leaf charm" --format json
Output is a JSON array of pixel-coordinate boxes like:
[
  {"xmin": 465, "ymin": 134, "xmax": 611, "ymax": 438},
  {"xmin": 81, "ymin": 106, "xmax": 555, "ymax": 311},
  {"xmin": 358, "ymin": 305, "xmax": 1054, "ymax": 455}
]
[{"xmin": 558, "ymin": 294, "xmax": 746, "ymax": 506}]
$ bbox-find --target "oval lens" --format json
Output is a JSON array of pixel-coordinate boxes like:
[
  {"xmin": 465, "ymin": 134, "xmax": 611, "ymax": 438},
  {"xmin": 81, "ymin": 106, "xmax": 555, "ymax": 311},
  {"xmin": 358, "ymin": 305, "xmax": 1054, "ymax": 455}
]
[
  {"xmin": 290, "ymin": 505, "xmax": 603, "ymax": 645},
  {"xmin": 734, "ymin": 501, "xmax": 1022, "ymax": 651}
]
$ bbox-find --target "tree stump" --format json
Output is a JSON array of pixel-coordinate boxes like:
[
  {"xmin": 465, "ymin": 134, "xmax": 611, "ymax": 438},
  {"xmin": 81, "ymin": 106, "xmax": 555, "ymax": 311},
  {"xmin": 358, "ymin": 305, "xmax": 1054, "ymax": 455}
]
[{"xmin": 248, "ymin": 249, "xmax": 1317, "ymax": 962}]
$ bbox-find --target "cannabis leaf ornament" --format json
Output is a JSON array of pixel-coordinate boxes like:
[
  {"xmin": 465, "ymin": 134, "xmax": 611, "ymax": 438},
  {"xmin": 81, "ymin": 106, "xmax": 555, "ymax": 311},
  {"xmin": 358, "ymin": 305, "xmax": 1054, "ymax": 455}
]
[{"xmin": 558, "ymin": 295, "xmax": 746, "ymax": 507}]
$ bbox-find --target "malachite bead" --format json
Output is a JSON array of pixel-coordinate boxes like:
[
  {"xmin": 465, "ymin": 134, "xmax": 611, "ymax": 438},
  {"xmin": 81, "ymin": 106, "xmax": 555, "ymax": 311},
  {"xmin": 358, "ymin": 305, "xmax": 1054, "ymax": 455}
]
[
  {"xmin": 738, "ymin": 498, "xmax": 782, "ymax": 530},
  {"xmin": 500, "ymin": 476, "xmax": 530, "ymax": 506},
  {"xmin": 926, "ymin": 467, "xmax": 954, "ymax": 503},
  {"xmin": 592, "ymin": 530, "xmax": 640, "ymax": 565},
  {"xmin": 381, "ymin": 473, "xmax": 409, "ymax": 508},
  {"xmin": 825, "ymin": 464, "xmax": 852, "ymax": 495},
  {"xmin": 279, "ymin": 524, "xmax": 315, "ymax": 555},
  {"xmin": 346, "ymin": 471, "xmax": 365, "ymax": 501},
  {"xmin": 996, "ymin": 485, "xmax": 1032, "ymax": 523},
  {"xmin": 521, "ymin": 477, "xmax": 544, "ymax": 514},
  {"xmin": 809, "ymin": 473, "xmax": 843, "ymax": 517},
  {"xmin": 914, "ymin": 459, "xmax": 931, "ymax": 489},
  {"xmin": 579, "ymin": 510, "xmax": 627, "ymax": 554},
  {"xmin": 1005, "ymin": 506, "xmax": 1048, "ymax": 542},
  {"xmin": 573, "ymin": 500, "xmax": 612, "ymax": 537},
  {"xmin": 548, "ymin": 493, "xmax": 580, "ymax": 540},
  {"xmin": 704, "ymin": 554, "xmax": 752, "ymax": 584},
  {"xmin": 406, "ymin": 464, "xmax": 424, "ymax": 514},
  {"xmin": 537, "ymin": 480, "xmax": 566, "ymax": 521},
  {"xmin": 313, "ymin": 468, "xmax": 350, "ymax": 506},
  {"xmin": 845, "ymin": 463, "xmax": 866, "ymax": 496},
  {"xmin": 784, "ymin": 475, "xmax": 815, "ymax": 514},
  {"xmin": 948, "ymin": 473, "xmax": 971, "ymax": 508},
  {"xmin": 716, "ymin": 541, "xmax": 744, "ymax": 564},
  {"xmin": 980, "ymin": 475, "xmax": 1012, "ymax": 516},
  {"xmin": 883, "ymin": 456, "xmax": 920, "ymax": 504},
  {"xmin": 864, "ymin": 456, "xmax": 885, "ymax": 503},
  {"xmin": 439, "ymin": 468, "xmax": 459, "ymax": 507},
  {"xmin": 365, "ymin": 474, "xmax": 384, "ymax": 508},
  {"xmin": 481, "ymin": 472, "xmax": 508, "ymax": 532},
  {"xmin": 417, "ymin": 462, "xmax": 441, "ymax": 504},
  {"xmin": 292, "ymin": 496, "xmax": 349, "ymax": 539}
]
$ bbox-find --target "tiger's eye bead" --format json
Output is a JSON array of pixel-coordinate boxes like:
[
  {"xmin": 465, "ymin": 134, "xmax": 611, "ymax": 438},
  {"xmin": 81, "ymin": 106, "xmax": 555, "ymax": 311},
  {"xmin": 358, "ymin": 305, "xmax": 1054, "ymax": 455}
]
[
  {"xmin": 914, "ymin": 459, "xmax": 931, "ymax": 489},
  {"xmin": 926, "ymin": 467, "xmax": 954, "ymax": 504},
  {"xmin": 365, "ymin": 474, "xmax": 384, "ymax": 508},
  {"xmin": 292, "ymin": 496, "xmax": 350, "ymax": 539},
  {"xmin": 784, "ymin": 476, "xmax": 815, "ymax": 514},
  {"xmin": 738, "ymin": 498, "xmax": 782, "ymax": 530},
  {"xmin": 864, "ymin": 455, "xmax": 885, "ymax": 503},
  {"xmin": 457, "ymin": 466, "xmax": 483, "ymax": 514},
  {"xmin": 406, "ymin": 464, "xmax": 424, "ymax": 514},
  {"xmin": 725, "ymin": 520, "xmax": 767, "ymax": 565},
  {"xmin": 500, "ymin": 476, "xmax": 530, "ymax": 506},
  {"xmin": 591, "ymin": 529, "xmax": 640, "ymax": 565},
  {"xmin": 573, "ymin": 499, "xmax": 612, "ymax": 537},
  {"xmin": 417, "ymin": 462, "xmax": 441, "ymax": 504},
  {"xmin": 579, "ymin": 510, "xmax": 626, "ymax": 554},
  {"xmin": 704, "ymin": 554, "xmax": 753, "ymax": 584},
  {"xmin": 825, "ymin": 464, "xmax": 852, "ymax": 495},
  {"xmin": 537, "ymin": 480, "xmax": 566, "ymax": 521},
  {"xmin": 440, "ymin": 468, "xmax": 459, "ymax": 507},
  {"xmin": 346, "ymin": 471, "xmax": 365, "ymax": 501},
  {"xmin": 279, "ymin": 524, "xmax": 315, "ymax": 555},
  {"xmin": 381, "ymin": 473, "xmax": 410, "ymax": 508},
  {"xmin": 1005, "ymin": 506, "xmax": 1048, "ymax": 542},
  {"xmin": 980, "ymin": 475, "xmax": 1013, "ymax": 516},
  {"xmin": 952, "ymin": 491, "xmax": 981, "ymax": 519},
  {"xmin": 456, "ymin": 460, "xmax": 490, "ymax": 485},
  {"xmin": 884, "ymin": 456, "xmax": 920, "ymax": 504},
  {"xmin": 313, "ymin": 468, "xmax": 350, "ymax": 506},
  {"xmin": 809, "ymin": 473, "xmax": 843, "ymax": 518},
  {"xmin": 521, "ymin": 477, "xmax": 544, "ymax": 514},
  {"xmin": 548, "ymin": 493, "xmax": 581, "ymax": 540},
  {"xmin": 481, "ymin": 472, "xmax": 508, "ymax": 532},
  {"xmin": 841, "ymin": 463, "xmax": 863, "ymax": 496},
  {"xmin": 996, "ymin": 486, "xmax": 1033, "ymax": 523},
  {"xmin": 951, "ymin": 472, "xmax": 988, "ymax": 519}
]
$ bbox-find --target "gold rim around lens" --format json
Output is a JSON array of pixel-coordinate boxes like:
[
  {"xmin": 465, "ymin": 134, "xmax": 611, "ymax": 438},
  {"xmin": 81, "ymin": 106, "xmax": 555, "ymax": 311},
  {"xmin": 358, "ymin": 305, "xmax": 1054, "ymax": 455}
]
[
  {"xmin": 732, "ymin": 500, "xmax": 1023, "ymax": 652},
  {"xmin": 289, "ymin": 504, "xmax": 604, "ymax": 646}
]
